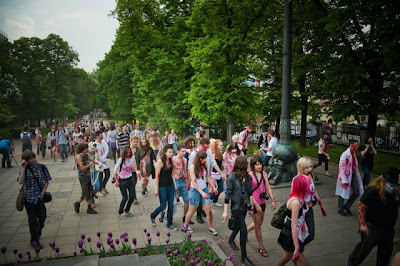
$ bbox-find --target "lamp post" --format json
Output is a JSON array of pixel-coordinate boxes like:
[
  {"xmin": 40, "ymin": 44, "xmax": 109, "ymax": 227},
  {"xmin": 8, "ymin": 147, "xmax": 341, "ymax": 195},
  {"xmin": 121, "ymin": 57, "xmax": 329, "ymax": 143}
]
[{"xmin": 268, "ymin": 0, "xmax": 298, "ymax": 185}]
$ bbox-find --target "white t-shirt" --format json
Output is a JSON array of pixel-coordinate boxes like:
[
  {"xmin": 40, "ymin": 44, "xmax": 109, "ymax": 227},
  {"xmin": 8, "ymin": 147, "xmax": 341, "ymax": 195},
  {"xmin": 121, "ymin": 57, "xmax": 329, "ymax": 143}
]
[
  {"xmin": 95, "ymin": 140, "xmax": 109, "ymax": 169},
  {"xmin": 267, "ymin": 137, "xmax": 278, "ymax": 157},
  {"xmin": 191, "ymin": 168, "xmax": 207, "ymax": 190},
  {"xmin": 318, "ymin": 139, "xmax": 326, "ymax": 155},
  {"xmin": 114, "ymin": 157, "xmax": 134, "ymax": 179}
]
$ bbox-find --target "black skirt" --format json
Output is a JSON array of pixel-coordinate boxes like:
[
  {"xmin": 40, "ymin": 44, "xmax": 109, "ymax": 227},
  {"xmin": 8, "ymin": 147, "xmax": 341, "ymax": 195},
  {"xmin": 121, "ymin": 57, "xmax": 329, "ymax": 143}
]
[{"xmin": 277, "ymin": 218, "xmax": 305, "ymax": 253}]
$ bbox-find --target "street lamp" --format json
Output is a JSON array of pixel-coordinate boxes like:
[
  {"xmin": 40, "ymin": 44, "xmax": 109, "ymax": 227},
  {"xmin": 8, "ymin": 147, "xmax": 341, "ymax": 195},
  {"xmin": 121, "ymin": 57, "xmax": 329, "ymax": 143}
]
[{"xmin": 268, "ymin": 0, "xmax": 298, "ymax": 185}]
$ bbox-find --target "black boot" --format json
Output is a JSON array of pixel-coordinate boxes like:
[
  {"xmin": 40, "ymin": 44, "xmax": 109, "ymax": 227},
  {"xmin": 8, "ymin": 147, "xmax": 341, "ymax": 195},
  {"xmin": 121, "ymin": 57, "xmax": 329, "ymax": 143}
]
[
  {"xmin": 241, "ymin": 257, "xmax": 254, "ymax": 266},
  {"xmin": 196, "ymin": 215, "xmax": 204, "ymax": 224}
]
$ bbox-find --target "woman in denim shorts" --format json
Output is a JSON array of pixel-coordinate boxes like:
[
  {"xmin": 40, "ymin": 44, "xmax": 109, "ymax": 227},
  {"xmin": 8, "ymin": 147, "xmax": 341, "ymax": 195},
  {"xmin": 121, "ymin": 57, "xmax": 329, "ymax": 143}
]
[{"xmin": 182, "ymin": 150, "xmax": 218, "ymax": 236}]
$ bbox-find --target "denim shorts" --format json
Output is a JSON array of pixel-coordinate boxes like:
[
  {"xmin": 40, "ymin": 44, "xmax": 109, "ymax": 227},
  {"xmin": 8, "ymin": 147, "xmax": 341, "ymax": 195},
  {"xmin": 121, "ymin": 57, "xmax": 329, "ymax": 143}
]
[
  {"xmin": 189, "ymin": 187, "xmax": 210, "ymax": 207},
  {"xmin": 175, "ymin": 178, "xmax": 189, "ymax": 202}
]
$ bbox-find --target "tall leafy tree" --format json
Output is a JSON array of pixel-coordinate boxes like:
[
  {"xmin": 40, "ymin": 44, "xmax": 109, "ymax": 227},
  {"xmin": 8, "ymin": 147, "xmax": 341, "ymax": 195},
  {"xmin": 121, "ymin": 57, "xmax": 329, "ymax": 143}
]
[
  {"xmin": 186, "ymin": 0, "xmax": 271, "ymax": 138},
  {"xmin": 312, "ymin": 0, "xmax": 400, "ymax": 138}
]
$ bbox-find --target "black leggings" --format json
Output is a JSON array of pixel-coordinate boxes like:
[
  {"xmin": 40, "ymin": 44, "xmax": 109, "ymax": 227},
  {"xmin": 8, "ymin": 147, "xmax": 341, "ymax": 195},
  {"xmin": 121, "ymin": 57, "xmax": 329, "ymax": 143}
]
[
  {"xmin": 99, "ymin": 168, "xmax": 111, "ymax": 190},
  {"xmin": 314, "ymin": 154, "xmax": 329, "ymax": 171},
  {"xmin": 229, "ymin": 209, "xmax": 248, "ymax": 259}
]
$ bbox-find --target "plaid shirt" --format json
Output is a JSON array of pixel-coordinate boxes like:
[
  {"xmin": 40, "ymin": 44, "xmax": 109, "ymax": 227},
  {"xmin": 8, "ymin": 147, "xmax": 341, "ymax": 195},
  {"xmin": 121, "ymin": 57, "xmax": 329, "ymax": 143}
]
[{"xmin": 19, "ymin": 164, "xmax": 52, "ymax": 205}]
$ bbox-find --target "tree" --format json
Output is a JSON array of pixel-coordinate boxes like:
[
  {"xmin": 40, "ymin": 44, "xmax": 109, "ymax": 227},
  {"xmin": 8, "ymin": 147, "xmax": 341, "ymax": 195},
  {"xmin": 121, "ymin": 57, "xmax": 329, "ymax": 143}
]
[
  {"xmin": 312, "ymin": 0, "xmax": 400, "ymax": 138},
  {"xmin": 186, "ymin": 0, "xmax": 271, "ymax": 139}
]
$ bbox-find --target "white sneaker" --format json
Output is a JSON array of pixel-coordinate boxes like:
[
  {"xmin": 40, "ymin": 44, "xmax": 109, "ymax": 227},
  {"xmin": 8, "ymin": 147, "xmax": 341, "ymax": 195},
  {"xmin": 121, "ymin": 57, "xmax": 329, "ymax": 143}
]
[
  {"xmin": 182, "ymin": 225, "xmax": 193, "ymax": 233},
  {"xmin": 118, "ymin": 212, "xmax": 127, "ymax": 219},
  {"xmin": 124, "ymin": 211, "xmax": 134, "ymax": 217},
  {"xmin": 212, "ymin": 202, "xmax": 223, "ymax": 207},
  {"xmin": 133, "ymin": 199, "xmax": 138, "ymax": 205},
  {"xmin": 97, "ymin": 191, "xmax": 105, "ymax": 197},
  {"xmin": 103, "ymin": 188, "xmax": 109, "ymax": 194},
  {"xmin": 209, "ymin": 228, "xmax": 218, "ymax": 236}
]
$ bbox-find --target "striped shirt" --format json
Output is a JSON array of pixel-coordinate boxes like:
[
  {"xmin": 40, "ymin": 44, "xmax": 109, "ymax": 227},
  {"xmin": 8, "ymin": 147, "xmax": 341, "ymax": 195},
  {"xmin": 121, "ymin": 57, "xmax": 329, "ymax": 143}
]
[{"xmin": 117, "ymin": 132, "xmax": 130, "ymax": 148}]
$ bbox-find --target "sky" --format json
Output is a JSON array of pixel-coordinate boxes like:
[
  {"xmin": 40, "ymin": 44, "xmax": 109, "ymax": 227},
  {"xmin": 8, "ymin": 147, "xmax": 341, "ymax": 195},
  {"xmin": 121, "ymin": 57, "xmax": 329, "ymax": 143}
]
[{"xmin": 0, "ymin": 0, "xmax": 119, "ymax": 72}]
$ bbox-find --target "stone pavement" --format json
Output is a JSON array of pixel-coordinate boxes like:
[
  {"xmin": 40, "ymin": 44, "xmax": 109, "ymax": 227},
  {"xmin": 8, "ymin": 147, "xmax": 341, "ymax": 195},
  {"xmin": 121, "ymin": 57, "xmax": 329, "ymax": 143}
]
[{"xmin": 0, "ymin": 140, "xmax": 399, "ymax": 266}]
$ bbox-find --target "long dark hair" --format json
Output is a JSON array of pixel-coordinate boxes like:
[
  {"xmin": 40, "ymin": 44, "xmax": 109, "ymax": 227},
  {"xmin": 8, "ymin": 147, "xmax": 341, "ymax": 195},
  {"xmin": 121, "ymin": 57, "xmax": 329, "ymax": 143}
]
[
  {"xmin": 161, "ymin": 144, "xmax": 173, "ymax": 169},
  {"xmin": 233, "ymin": 156, "xmax": 248, "ymax": 183},
  {"xmin": 226, "ymin": 143, "xmax": 240, "ymax": 154},
  {"xmin": 140, "ymin": 137, "xmax": 151, "ymax": 156},
  {"xmin": 194, "ymin": 150, "xmax": 207, "ymax": 178}
]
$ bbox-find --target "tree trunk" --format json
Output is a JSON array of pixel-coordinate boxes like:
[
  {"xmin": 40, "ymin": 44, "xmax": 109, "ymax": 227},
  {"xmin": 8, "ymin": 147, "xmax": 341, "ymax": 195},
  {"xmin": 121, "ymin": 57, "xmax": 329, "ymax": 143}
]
[
  {"xmin": 298, "ymin": 77, "xmax": 307, "ymax": 148},
  {"xmin": 367, "ymin": 113, "xmax": 377, "ymax": 141},
  {"xmin": 227, "ymin": 115, "xmax": 233, "ymax": 143}
]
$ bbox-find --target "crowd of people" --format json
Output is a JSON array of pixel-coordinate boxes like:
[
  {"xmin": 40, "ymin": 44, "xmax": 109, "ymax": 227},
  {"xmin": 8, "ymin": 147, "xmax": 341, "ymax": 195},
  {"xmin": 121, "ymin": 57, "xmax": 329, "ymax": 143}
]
[{"xmin": 6, "ymin": 119, "xmax": 400, "ymax": 265}]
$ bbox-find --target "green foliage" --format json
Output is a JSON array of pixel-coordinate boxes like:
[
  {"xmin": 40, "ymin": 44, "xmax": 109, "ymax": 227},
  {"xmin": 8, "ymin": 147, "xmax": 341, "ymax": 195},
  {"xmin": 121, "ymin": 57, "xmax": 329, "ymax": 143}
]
[{"xmin": 0, "ymin": 35, "xmax": 95, "ymax": 126}]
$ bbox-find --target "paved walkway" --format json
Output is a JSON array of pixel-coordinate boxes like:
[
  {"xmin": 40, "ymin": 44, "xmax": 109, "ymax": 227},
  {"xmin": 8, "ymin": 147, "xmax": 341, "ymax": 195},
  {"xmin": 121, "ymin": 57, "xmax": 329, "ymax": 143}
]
[{"xmin": 0, "ymin": 139, "xmax": 399, "ymax": 265}]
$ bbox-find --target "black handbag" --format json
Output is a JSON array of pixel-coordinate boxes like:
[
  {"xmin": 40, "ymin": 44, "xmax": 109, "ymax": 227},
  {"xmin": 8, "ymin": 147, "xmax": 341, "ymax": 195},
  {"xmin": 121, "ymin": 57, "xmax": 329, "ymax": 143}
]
[
  {"xmin": 43, "ymin": 192, "xmax": 52, "ymax": 203},
  {"xmin": 228, "ymin": 211, "xmax": 240, "ymax": 230}
]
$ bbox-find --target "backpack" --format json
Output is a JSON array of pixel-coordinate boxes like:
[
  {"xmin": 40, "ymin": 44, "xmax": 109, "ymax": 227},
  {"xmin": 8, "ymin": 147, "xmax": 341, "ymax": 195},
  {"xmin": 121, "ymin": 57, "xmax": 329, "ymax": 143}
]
[{"xmin": 22, "ymin": 132, "xmax": 31, "ymax": 146}]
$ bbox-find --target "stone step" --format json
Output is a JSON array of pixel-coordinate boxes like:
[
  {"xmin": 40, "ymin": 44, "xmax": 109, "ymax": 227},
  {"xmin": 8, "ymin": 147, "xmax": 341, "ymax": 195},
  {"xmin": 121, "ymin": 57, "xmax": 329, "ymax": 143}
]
[{"xmin": 29, "ymin": 254, "xmax": 170, "ymax": 266}]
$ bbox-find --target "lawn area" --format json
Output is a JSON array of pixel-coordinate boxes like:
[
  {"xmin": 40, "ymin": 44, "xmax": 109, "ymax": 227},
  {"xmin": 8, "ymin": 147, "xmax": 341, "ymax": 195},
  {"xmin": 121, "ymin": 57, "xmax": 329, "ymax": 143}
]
[
  {"xmin": 292, "ymin": 141, "xmax": 399, "ymax": 175},
  {"xmin": 245, "ymin": 141, "xmax": 399, "ymax": 175}
]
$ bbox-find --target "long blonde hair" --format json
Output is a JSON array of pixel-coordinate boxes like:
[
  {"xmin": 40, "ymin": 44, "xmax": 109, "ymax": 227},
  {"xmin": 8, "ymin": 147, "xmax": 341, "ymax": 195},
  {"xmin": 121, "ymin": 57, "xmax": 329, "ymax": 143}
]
[
  {"xmin": 367, "ymin": 176, "xmax": 387, "ymax": 201},
  {"xmin": 297, "ymin": 157, "xmax": 312, "ymax": 175}
]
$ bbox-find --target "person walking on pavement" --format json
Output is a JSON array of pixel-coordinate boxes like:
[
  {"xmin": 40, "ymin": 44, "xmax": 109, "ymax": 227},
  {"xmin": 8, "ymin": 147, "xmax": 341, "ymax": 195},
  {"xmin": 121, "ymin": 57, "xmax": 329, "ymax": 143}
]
[
  {"xmin": 94, "ymin": 131, "xmax": 110, "ymax": 196},
  {"xmin": 313, "ymin": 133, "xmax": 332, "ymax": 176},
  {"xmin": 139, "ymin": 137, "xmax": 156, "ymax": 196},
  {"xmin": 130, "ymin": 136, "xmax": 141, "ymax": 204},
  {"xmin": 18, "ymin": 150, "xmax": 52, "ymax": 248},
  {"xmin": 35, "ymin": 130, "xmax": 42, "ymax": 155},
  {"xmin": 347, "ymin": 167, "xmax": 400, "ymax": 266},
  {"xmin": 183, "ymin": 150, "xmax": 219, "ymax": 236},
  {"xmin": 336, "ymin": 139, "xmax": 364, "ymax": 217},
  {"xmin": 74, "ymin": 143, "xmax": 98, "ymax": 214},
  {"xmin": 56, "ymin": 124, "xmax": 69, "ymax": 162},
  {"xmin": 172, "ymin": 144, "xmax": 190, "ymax": 224},
  {"xmin": 223, "ymin": 156, "xmax": 256, "ymax": 266},
  {"xmin": 47, "ymin": 126, "xmax": 57, "ymax": 162},
  {"xmin": 297, "ymin": 157, "xmax": 327, "ymax": 246},
  {"xmin": 277, "ymin": 175, "xmax": 311, "ymax": 266},
  {"xmin": 210, "ymin": 139, "xmax": 225, "ymax": 207},
  {"xmin": 116, "ymin": 124, "xmax": 130, "ymax": 157},
  {"xmin": 20, "ymin": 125, "xmax": 33, "ymax": 152},
  {"xmin": 114, "ymin": 147, "xmax": 137, "ymax": 219},
  {"xmin": 150, "ymin": 144, "xmax": 178, "ymax": 230},
  {"xmin": 358, "ymin": 137, "xmax": 377, "ymax": 187},
  {"xmin": 247, "ymin": 156, "xmax": 276, "ymax": 257}
]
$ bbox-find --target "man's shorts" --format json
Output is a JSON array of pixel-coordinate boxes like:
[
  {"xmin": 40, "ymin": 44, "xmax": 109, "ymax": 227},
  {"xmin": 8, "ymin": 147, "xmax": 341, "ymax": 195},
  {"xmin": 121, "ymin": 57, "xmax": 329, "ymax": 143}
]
[
  {"xmin": 175, "ymin": 178, "xmax": 189, "ymax": 202},
  {"xmin": 189, "ymin": 186, "xmax": 210, "ymax": 207}
]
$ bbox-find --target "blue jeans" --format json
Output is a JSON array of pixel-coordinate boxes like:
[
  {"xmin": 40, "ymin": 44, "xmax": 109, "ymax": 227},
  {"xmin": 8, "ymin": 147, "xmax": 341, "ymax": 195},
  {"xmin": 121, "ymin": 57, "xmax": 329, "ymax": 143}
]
[
  {"xmin": 175, "ymin": 179, "xmax": 189, "ymax": 202},
  {"xmin": 338, "ymin": 174, "xmax": 360, "ymax": 211},
  {"xmin": 118, "ymin": 177, "xmax": 135, "ymax": 214},
  {"xmin": 150, "ymin": 185, "xmax": 175, "ymax": 226},
  {"xmin": 59, "ymin": 144, "xmax": 68, "ymax": 160},
  {"xmin": 210, "ymin": 178, "xmax": 224, "ymax": 203},
  {"xmin": 362, "ymin": 164, "xmax": 372, "ymax": 187}
]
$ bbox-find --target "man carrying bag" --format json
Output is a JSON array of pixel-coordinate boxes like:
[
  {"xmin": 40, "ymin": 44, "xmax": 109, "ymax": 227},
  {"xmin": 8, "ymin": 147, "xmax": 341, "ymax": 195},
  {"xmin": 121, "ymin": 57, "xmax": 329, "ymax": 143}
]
[{"xmin": 17, "ymin": 150, "xmax": 52, "ymax": 249}]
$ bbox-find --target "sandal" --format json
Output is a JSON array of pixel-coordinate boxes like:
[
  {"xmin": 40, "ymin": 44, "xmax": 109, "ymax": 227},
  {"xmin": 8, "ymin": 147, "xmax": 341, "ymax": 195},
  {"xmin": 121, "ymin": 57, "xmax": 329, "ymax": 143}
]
[{"xmin": 258, "ymin": 248, "xmax": 268, "ymax": 257}]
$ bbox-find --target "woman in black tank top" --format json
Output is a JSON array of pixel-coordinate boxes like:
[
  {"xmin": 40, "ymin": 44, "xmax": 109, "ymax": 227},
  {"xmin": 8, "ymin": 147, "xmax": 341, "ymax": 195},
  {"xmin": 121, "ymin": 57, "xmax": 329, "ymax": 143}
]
[{"xmin": 150, "ymin": 144, "xmax": 178, "ymax": 230}]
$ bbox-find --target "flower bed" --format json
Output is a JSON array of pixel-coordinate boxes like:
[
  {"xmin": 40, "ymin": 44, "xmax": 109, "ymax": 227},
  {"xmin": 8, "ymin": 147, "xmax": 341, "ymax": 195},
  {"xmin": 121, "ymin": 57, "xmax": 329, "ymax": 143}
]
[{"xmin": 1, "ymin": 228, "xmax": 233, "ymax": 265}]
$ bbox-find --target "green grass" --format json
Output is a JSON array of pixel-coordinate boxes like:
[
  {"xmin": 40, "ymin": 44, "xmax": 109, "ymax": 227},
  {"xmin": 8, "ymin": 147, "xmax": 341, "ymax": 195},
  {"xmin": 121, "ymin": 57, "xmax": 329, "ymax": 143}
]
[
  {"xmin": 245, "ymin": 141, "xmax": 399, "ymax": 175},
  {"xmin": 292, "ymin": 141, "xmax": 399, "ymax": 175}
]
